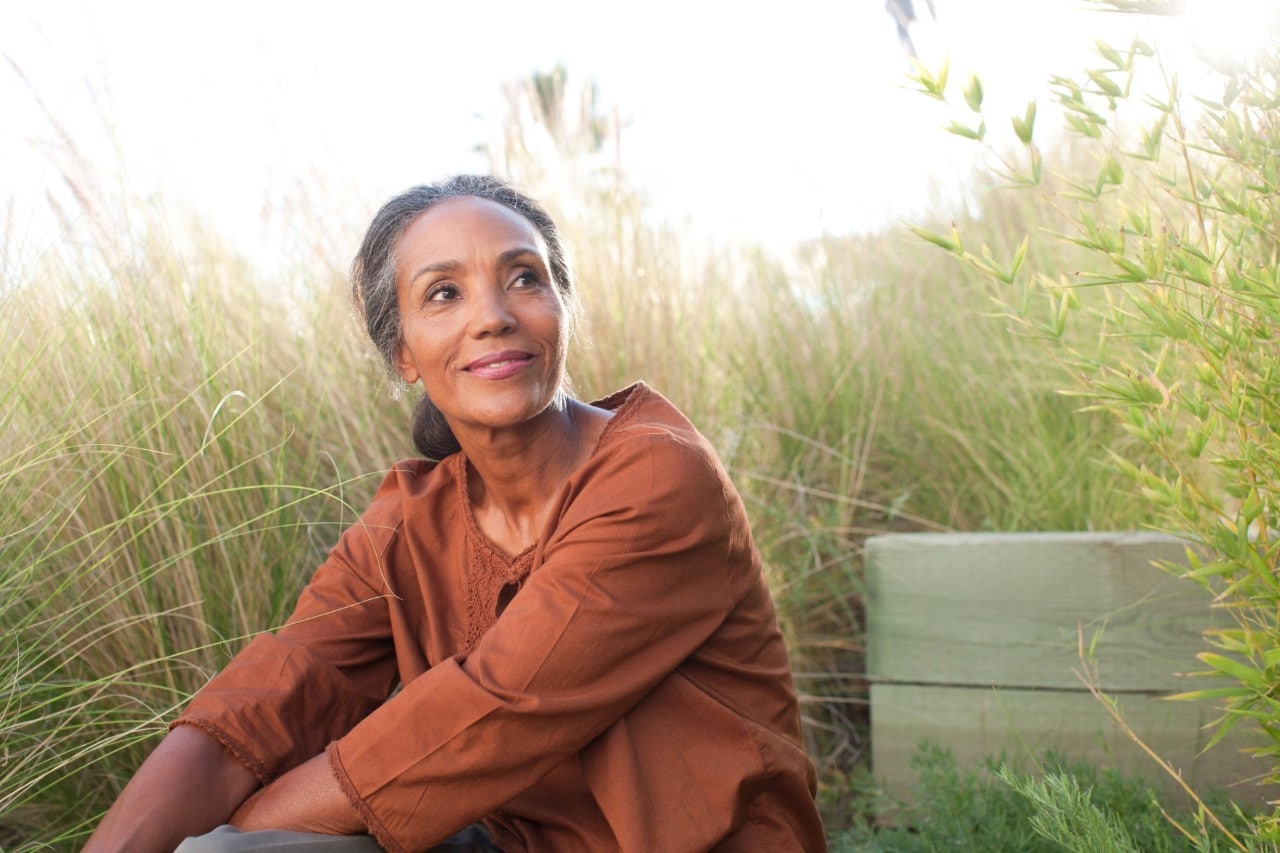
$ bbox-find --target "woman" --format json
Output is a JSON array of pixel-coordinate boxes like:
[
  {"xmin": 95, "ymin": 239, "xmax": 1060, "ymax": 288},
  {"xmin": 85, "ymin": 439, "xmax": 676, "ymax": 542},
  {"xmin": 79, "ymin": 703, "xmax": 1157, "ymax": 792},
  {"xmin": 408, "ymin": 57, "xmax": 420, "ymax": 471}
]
[{"xmin": 86, "ymin": 176, "xmax": 826, "ymax": 852}]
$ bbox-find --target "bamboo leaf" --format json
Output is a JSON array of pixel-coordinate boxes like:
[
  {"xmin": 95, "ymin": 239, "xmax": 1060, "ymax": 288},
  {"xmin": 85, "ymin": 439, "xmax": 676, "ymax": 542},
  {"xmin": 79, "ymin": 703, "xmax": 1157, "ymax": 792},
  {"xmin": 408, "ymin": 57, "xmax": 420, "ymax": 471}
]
[
  {"xmin": 909, "ymin": 58, "xmax": 946, "ymax": 99},
  {"xmin": 1167, "ymin": 686, "xmax": 1254, "ymax": 702},
  {"xmin": 1109, "ymin": 253, "xmax": 1149, "ymax": 282},
  {"xmin": 1096, "ymin": 40, "xmax": 1124, "ymax": 69},
  {"xmin": 946, "ymin": 120, "xmax": 985, "ymax": 141},
  {"xmin": 908, "ymin": 226, "xmax": 952, "ymax": 253},
  {"xmin": 964, "ymin": 75, "xmax": 984, "ymax": 112},
  {"xmin": 1012, "ymin": 100, "xmax": 1037, "ymax": 144},
  {"xmin": 1005, "ymin": 237, "xmax": 1029, "ymax": 284},
  {"xmin": 1201, "ymin": 712, "xmax": 1244, "ymax": 751},
  {"xmin": 1198, "ymin": 652, "xmax": 1265, "ymax": 689},
  {"xmin": 1087, "ymin": 69, "xmax": 1123, "ymax": 99}
]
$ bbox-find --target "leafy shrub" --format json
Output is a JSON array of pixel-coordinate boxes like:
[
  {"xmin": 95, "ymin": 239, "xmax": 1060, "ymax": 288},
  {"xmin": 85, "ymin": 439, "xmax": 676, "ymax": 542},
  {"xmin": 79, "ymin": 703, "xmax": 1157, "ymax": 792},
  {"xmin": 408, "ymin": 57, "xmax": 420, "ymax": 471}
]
[
  {"xmin": 911, "ymin": 0, "xmax": 1280, "ymax": 841},
  {"xmin": 831, "ymin": 743, "xmax": 1249, "ymax": 852}
]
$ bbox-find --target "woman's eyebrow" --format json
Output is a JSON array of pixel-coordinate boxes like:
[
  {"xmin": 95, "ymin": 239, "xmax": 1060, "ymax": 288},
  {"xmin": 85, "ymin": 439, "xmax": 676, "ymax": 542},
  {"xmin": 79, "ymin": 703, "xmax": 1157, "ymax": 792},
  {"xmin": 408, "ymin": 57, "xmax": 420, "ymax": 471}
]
[
  {"xmin": 408, "ymin": 245, "xmax": 544, "ymax": 285},
  {"xmin": 409, "ymin": 258, "xmax": 463, "ymax": 285},
  {"xmin": 496, "ymin": 245, "xmax": 544, "ymax": 266}
]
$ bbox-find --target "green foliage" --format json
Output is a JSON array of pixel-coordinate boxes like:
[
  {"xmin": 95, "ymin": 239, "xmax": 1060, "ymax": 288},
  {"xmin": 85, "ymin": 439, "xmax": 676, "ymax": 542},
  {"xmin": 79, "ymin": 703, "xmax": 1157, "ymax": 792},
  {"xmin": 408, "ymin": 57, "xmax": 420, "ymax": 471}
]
[
  {"xmin": 910, "ymin": 0, "xmax": 1280, "ymax": 840},
  {"xmin": 831, "ymin": 743, "xmax": 1249, "ymax": 852},
  {"xmin": 0, "ymin": 228, "xmax": 414, "ymax": 847},
  {"xmin": 834, "ymin": 743, "xmax": 1046, "ymax": 851},
  {"xmin": 998, "ymin": 766, "xmax": 1141, "ymax": 852},
  {"xmin": 495, "ymin": 70, "xmax": 1162, "ymax": 800},
  {"xmin": 0, "ymin": 66, "xmax": 1167, "ymax": 846}
]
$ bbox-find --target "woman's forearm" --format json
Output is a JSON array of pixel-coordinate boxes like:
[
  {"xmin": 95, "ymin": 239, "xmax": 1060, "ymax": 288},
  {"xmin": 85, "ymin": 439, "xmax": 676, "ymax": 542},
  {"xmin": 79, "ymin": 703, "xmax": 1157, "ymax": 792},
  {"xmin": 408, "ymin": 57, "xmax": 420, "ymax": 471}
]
[
  {"xmin": 230, "ymin": 749, "xmax": 363, "ymax": 834},
  {"xmin": 84, "ymin": 724, "xmax": 260, "ymax": 853}
]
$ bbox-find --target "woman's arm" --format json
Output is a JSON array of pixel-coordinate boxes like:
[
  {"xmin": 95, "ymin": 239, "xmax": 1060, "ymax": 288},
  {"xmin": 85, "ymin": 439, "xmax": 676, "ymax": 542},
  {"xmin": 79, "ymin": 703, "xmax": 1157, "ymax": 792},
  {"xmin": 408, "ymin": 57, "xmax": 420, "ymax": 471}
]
[
  {"xmin": 229, "ymin": 751, "xmax": 362, "ymax": 834},
  {"xmin": 330, "ymin": 430, "xmax": 750, "ymax": 849},
  {"xmin": 84, "ymin": 725, "xmax": 260, "ymax": 853},
  {"xmin": 88, "ymin": 468, "xmax": 409, "ymax": 848}
]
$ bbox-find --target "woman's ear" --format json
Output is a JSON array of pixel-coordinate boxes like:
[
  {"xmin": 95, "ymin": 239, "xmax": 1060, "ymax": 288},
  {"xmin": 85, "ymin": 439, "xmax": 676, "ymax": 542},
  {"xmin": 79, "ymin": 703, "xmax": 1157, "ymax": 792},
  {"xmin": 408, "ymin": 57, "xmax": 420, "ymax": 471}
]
[{"xmin": 394, "ymin": 344, "xmax": 420, "ymax": 385}]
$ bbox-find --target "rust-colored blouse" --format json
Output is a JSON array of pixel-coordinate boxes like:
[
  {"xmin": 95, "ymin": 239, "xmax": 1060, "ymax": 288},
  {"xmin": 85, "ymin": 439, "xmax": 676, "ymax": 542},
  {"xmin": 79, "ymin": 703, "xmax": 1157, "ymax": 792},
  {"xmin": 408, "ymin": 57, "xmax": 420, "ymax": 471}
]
[{"xmin": 175, "ymin": 383, "xmax": 826, "ymax": 852}]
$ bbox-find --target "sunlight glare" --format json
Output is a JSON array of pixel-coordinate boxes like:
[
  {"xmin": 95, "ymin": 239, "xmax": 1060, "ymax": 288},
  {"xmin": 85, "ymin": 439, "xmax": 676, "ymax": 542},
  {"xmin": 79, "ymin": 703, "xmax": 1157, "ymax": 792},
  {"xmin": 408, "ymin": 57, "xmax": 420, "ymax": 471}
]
[{"xmin": 1183, "ymin": 0, "xmax": 1278, "ymax": 66}]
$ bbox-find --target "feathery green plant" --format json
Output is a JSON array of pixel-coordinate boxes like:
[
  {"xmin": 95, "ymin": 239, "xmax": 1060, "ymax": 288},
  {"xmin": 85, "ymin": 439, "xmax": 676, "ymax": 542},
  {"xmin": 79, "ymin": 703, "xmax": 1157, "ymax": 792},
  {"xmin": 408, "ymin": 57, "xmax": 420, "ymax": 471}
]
[
  {"xmin": 831, "ymin": 744, "xmax": 1251, "ymax": 852},
  {"xmin": 909, "ymin": 0, "xmax": 1280, "ymax": 841},
  {"xmin": 998, "ymin": 766, "xmax": 1142, "ymax": 853}
]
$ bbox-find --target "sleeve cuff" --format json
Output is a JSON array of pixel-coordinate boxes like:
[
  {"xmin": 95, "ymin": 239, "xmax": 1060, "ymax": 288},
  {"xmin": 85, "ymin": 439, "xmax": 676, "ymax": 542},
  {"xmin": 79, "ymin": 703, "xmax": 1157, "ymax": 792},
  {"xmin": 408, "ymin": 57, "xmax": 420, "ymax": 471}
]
[
  {"xmin": 169, "ymin": 717, "xmax": 273, "ymax": 786},
  {"xmin": 327, "ymin": 741, "xmax": 404, "ymax": 853}
]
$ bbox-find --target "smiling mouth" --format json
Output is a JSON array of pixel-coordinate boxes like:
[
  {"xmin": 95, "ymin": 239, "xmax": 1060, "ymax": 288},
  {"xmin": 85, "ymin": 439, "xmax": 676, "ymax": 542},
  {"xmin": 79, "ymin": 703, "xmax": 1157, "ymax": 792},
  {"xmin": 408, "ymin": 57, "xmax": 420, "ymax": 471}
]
[{"xmin": 464, "ymin": 351, "xmax": 534, "ymax": 375}]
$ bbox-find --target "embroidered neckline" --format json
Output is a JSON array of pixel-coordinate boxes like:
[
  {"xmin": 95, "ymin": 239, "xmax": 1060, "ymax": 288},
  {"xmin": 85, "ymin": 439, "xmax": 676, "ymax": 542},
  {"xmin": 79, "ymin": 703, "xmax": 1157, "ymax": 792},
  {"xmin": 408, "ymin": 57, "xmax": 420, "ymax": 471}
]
[
  {"xmin": 455, "ymin": 382, "xmax": 648, "ymax": 563},
  {"xmin": 454, "ymin": 382, "xmax": 650, "ymax": 652}
]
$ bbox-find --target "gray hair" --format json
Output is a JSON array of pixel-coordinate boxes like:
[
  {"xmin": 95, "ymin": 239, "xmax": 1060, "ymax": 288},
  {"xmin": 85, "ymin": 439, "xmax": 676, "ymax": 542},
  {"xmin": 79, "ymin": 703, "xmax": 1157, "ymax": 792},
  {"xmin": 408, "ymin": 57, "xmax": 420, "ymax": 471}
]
[{"xmin": 351, "ymin": 175, "xmax": 578, "ymax": 459}]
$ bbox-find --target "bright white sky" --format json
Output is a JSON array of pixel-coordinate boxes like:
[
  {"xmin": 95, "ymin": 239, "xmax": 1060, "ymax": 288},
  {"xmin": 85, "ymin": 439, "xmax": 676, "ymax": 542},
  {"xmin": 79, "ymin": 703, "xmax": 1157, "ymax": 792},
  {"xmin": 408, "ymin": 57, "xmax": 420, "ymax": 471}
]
[{"xmin": 0, "ymin": 1, "xmax": 1267, "ymax": 262}]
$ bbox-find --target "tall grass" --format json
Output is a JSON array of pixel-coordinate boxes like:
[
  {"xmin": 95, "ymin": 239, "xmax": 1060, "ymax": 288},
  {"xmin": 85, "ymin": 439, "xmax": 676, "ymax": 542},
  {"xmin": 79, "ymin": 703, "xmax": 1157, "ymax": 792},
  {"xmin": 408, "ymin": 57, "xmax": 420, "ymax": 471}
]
[
  {"xmin": 0, "ymin": 73, "xmax": 1164, "ymax": 846},
  {"xmin": 1, "ymin": 222, "xmax": 414, "ymax": 846},
  {"xmin": 491, "ymin": 76, "xmax": 1163, "ymax": 805}
]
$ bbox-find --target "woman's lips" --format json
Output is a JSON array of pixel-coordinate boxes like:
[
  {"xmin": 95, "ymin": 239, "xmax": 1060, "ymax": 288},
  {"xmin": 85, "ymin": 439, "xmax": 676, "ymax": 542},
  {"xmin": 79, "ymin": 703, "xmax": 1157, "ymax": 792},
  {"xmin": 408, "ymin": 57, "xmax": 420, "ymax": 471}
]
[{"xmin": 464, "ymin": 350, "xmax": 533, "ymax": 379}]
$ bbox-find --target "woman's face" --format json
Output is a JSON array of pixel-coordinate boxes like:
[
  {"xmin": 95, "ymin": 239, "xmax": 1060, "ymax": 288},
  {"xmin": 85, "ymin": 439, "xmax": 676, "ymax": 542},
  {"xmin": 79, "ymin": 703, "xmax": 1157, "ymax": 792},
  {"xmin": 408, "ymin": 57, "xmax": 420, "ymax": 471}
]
[{"xmin": 392, "ymin": 195, "xmax": 569, "ymax": 442}]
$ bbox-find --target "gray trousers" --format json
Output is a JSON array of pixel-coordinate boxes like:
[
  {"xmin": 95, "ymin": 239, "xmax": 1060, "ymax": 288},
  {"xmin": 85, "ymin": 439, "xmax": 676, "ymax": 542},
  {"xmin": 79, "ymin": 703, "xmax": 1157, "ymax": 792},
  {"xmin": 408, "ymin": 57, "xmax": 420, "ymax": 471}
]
[{"xmin": 175, "ymin": 824, "xmax": 498, "ymax": 852}]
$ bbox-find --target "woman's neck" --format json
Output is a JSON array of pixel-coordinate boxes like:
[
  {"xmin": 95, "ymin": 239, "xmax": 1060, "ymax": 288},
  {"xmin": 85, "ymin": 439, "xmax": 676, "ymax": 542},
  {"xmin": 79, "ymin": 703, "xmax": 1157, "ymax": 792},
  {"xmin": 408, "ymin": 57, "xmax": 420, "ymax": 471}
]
[{"xmin": 459, "ymin": 397, "xmax": 607, "ymax": 555}]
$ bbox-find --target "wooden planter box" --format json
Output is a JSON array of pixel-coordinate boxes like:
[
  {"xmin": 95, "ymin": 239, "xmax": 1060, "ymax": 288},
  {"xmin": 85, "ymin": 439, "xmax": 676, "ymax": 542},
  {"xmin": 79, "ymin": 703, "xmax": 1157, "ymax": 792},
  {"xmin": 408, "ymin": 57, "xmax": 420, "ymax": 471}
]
[{"xmin": 866, "ymin": 531, "xmax": 1271, "ymax": 811}]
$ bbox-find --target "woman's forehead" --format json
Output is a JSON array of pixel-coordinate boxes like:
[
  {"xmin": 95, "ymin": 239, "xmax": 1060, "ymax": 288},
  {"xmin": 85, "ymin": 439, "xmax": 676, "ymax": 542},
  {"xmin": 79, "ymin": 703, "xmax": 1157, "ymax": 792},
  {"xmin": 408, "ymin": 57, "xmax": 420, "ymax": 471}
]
[{"xmin": 397, "ymin": 196, "xmax": 548, "ymax": 263}]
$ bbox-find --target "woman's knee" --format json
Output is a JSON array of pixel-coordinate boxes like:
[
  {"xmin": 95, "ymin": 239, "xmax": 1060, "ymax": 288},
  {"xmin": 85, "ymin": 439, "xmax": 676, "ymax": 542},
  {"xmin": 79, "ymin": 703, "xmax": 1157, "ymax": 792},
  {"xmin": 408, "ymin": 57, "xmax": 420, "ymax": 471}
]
[
  {"xmin": 174, "ymin": 825, "xmax": 245, "ymax": 853},
  {"xmin": 174, "ymin": 825, "xmax": 383, "ymax": 852}
]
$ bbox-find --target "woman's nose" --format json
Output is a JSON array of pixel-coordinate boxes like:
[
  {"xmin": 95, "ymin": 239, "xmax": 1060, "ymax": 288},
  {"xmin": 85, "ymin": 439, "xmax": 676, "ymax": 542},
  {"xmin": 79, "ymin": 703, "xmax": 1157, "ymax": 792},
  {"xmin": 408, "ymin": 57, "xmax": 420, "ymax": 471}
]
[{"xmin": 469, "ymin": 285, "xmax": 517, "ymax": 337}]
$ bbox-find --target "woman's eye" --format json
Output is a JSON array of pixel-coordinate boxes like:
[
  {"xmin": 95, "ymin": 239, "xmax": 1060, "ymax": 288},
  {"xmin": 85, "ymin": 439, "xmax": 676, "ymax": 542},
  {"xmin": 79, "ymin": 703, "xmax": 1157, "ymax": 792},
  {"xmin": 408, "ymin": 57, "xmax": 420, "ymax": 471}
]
[
  {"xmin": 426, "ymin": 284, "xmax": 458, "ymax": 302},
  {"xmin": 513, "ymin": 271, "xmax": 541, "ymax": 288}
]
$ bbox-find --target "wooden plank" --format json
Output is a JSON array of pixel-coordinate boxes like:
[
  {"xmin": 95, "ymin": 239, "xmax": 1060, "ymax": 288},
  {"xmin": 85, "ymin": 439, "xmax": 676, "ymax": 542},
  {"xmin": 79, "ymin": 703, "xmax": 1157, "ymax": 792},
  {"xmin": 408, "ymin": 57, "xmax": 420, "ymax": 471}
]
[
  {"xmin": 866, "ymin": 532, "xmax": 1223, "ymax": 691},
  {"xmin": 871, "ymin": 683, "xmax": 1271, "ymax": 812}
]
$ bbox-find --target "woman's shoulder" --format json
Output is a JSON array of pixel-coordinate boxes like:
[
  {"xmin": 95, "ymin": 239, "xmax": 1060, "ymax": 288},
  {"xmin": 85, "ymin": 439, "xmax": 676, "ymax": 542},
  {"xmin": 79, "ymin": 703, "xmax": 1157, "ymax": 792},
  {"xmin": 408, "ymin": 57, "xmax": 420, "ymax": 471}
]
[
  {"xmin": 583, "ymin": 382, "xmax": 732, "ymax": 498},
  {"xmin": 377, "ymin": 456, "xmax": 467, "ymax": 514},
  {"xmin": 590, "ymin": 382, "xmax": 705, "ymax": 449},
  {"xmin": 341, "ymin": 457, "xmax": 463, "ymax": 551},
  {"xmin": 556, "ymin": 383, "xmax": 749, "ymax": 557}
]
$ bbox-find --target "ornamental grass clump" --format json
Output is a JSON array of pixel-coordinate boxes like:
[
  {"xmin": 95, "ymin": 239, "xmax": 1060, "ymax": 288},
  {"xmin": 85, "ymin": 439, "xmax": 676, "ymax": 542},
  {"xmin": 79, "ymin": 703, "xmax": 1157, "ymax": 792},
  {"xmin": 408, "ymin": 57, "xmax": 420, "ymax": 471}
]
[
  {"xmin": 911, "ymin": 0, "xmax": 1280, "ymax": 840},
  {"xmin": 0, "ymin": 219, "xmax": 414, "ymax": 847}
]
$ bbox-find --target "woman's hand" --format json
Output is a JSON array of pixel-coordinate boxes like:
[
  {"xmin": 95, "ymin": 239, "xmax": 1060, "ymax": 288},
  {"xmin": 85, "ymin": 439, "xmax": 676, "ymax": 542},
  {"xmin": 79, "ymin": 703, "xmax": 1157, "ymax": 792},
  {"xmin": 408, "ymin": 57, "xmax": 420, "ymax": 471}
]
[{"xmin": 230, "ymin": 750, "xmax": 364, "ymax": 834}]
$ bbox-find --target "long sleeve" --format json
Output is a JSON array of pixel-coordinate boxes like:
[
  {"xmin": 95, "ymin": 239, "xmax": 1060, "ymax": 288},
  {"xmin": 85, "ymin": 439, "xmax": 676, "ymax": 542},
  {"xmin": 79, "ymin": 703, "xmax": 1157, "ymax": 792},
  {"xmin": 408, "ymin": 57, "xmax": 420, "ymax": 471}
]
[
  {"xmin": 173, "ymin": 488, "xmax": 405, "ymax": 783},
  {"xmin": 170, "ymin": 384, "xmax": 825, "ymax": 851},
  {"xmin": 331, "ymin": 428, "xmax": 748, "ymax": 850}
]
